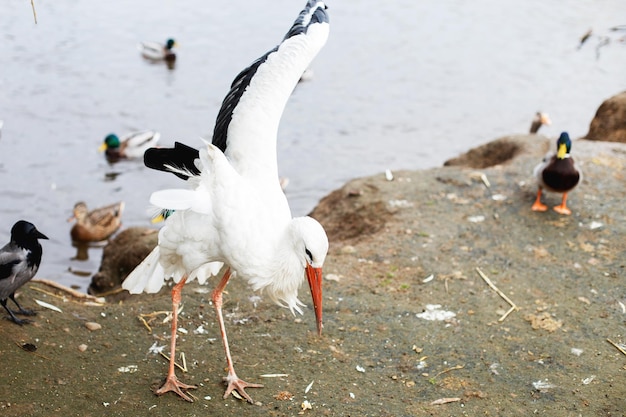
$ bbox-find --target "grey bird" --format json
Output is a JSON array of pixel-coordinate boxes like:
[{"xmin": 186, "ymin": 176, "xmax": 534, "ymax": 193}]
[{"xmin": 0, "ymin": 220, "xmax": 48, "ymax": 325}]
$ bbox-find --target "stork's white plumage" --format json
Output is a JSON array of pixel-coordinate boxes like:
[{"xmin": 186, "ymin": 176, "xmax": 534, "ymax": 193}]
[{"xmin": 123, "ymin": 0, "xmax": 330, "ymax": 403}]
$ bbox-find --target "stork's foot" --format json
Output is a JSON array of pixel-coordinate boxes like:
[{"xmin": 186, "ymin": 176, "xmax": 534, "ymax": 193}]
[
  {"xmin": 531, "ymin": 201, "xmax": 548, "ymax": 212},
  {"xmin": 223, "ymin": 373, "xmax": 264, "ymax": 403},
  {"xmin": 156, "ymin": 374, "xmax": 197, "ymax": 402},
  {"xmin": 553, "ymin": 205, "xmax": 572, "ymax": 215}
]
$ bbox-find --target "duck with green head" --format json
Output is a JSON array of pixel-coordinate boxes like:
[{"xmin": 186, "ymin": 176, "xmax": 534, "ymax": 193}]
[
  {"xmin": 98, "ymin": 131, "xmax": 160, "ymax": 163},
  {"xmin": 531, "ymin": 132, "xmax": 582, "ymax": 215},
  {"xmin": 139, "ymin": 38, "xmax": 177, "ymax": 61}
]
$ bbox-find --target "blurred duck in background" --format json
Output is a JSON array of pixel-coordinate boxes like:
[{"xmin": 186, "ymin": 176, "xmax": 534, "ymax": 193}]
[
  {"xmin": 68, "ymin": 201, "xmax": 124, "ymax": 260},
  {"xmin": 98, "ymin": 131, "xmax": 160, "ymax": 163}
]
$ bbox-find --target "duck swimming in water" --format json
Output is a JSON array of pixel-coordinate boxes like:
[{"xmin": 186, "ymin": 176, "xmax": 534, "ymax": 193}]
[
  {"xmin": 68, "ymin": 201, "xmax": 124, "ymax": 259},
  {"xmin": 98, "ymin": 131, "xmax": 160, "ymax": 163},
  {"xmin": 139, "ymin": 38, "xmax": 177, "ymax": 62}
]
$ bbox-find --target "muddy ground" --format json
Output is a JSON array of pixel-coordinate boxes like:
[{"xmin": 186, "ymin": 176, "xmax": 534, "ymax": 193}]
[{"xmin": 1, "ymin": 135, "xmax": 625, "ymax": 417}]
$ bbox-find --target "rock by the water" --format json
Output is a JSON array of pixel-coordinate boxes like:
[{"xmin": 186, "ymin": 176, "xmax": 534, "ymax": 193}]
[
  {"xmin": 585, "ymin": 90, "xmax": 626, "ymax": 143},
  {"xmin": 89, "ymin": 227, "xmax": 158, "ymax": 298},
  {"xmin": 309, "ymin": 182, "xmax": 392, "ymax": 244},
  {"xmin": 443, "ymin": 136, "xmax": 527, "ymax": 168}
]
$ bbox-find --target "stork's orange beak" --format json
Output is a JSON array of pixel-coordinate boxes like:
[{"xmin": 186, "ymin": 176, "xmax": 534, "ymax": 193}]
[{"xmin": 306, "ymin": 264, "xmax": 323, "ymax": 336}]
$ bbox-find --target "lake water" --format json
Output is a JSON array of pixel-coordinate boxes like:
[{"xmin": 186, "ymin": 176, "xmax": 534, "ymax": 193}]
[{"xmin": 1, "ymin": 0, "xmax": 625, "ymax": 291}]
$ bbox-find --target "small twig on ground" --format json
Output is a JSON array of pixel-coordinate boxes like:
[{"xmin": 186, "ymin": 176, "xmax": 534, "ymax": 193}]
[
  {"xmin": 30, "ymin": 286, "xmax": 104, "ymax": 308},
  {"xmin": 95, "ymin": 287, "xmax": 125, "ymax": 298},
  {"xmin": 138, "ymin": 311, "xmax": 170, "ymax": 333},
  {"xmin": 607, "ymin": 339, "xmax": 626, "ymax": 356},
  {"xmin": 476, "ymin": 267, "xmax": 518, "ymax": 322},
  {"xmin": 138, "ymin": 306, "xmax": 183, "ymax": 333},
  {"xmin": 32, "ymin": 279, "xmax": 105, "ymax": 303},
  {"xmin": 159, "ymin": 351, "xmax": 189, "ymax": 372},
  {"xmin": 430, "ymin": 397, "xmax": 461, "ymax": 405},
  {"xmin": 139, "ymin": 310, "xmax": 174, "ymax": 319},
  {"xmin": 31, "ymin": 0, "xmax": 38, "ymax": 24},
  {"xmin": 30, "ymin": 286, "xmax": 65, "ymax": 300},
  {"xmin": 434, "ymin": 364, "xmax": 465, "ymax": 378},
  {"xmin": 138, "ymin": 315, "xmax": 153, "ymax": 333},
  {"xmin": 181, "ymin": 351, "xmax": 188, "ymax": 372},
  {"xmin": 480, "ymin": 173, "xmax": 491, "ymax": 189}
]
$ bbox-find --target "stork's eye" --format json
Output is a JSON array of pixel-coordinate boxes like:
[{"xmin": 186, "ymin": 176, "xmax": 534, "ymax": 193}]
[{"xmin": 305, "ymin": 248, "xmax": 313, "ymax": 263}]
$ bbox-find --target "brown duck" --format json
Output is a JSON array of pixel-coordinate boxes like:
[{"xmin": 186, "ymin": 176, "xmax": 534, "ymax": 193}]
[
  {"xmin": 529, "ymin": 112, "xmax": 551, "ymax": 134},
  {"xmin": 69, "ymin": 202, "xmax": 124, "ymax": 259}
]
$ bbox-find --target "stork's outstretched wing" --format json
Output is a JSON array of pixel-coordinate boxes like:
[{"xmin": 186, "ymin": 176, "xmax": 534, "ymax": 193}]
[
  {"xmin": 212, "ymin": 1, "xmax": 329, "ymax": 181},
  {"xmin": 143, "ymin": 1, "xmax": 329, "ymax": 184}
]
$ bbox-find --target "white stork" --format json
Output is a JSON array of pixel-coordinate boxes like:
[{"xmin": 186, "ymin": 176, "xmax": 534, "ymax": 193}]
[{"xmin": 123, "ymin": 0, "xmax": 330, "ymax": 403}]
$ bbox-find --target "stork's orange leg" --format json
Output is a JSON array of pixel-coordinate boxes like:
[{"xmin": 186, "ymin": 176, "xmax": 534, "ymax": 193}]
[
  {"xmin": 531, "ymin": 188, "xmax": 548, "ymax": 212},
  {"xmin": 553, "ymin": 192, "xmax": 572, "ymax": 215},
  {"xmin": 212, "ymin": 268, "xmax": 263, "ymax": 403},
  {"xmin": 156, "ymin": 276, "xmax": 197, "ymax": 402}
]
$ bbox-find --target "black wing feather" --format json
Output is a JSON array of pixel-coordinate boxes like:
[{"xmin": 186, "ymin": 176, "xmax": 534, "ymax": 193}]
[
  {"xmin": 144, "ymin": 1, "xmax": 329, "ymax": 178},
  {"xmin": 143, "ymin": 142, "xmax": 201, "ymax": 180},
  {"xmin": 211, "ymin": 49, "xmax": 276, "ymax": 153},
  {"xmin": 212, "ymin": 0, "xmax": 329, "ymax": 153}
]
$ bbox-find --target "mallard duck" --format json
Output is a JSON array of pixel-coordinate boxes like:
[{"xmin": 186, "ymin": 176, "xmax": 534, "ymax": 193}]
[
  {"xmin": 531, "ymin": 132, "xmax": 582, "ymax": 215},
  {"xmin": 69, "ymin": 202, "xmax": 124, "ymax": 259},
  {"xmin": 139, "ymin": 38, "xmax": 177, "ymax": 61},
  {"xmin": 98, "ymin": 131, "xmax": 160, "ymax": 163},
  {"xmin": 530, "ymin": 112, "xmax": 551, "ymax": 134}
]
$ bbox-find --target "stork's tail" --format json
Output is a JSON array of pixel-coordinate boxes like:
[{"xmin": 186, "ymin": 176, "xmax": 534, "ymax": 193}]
[
  {"xmin": 143, "ymin": 142, "xmax": 201, "ymax": 181},
  {"xmin": 122, "ymin": 246, "xmax": 165, "ymax": 294}
]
